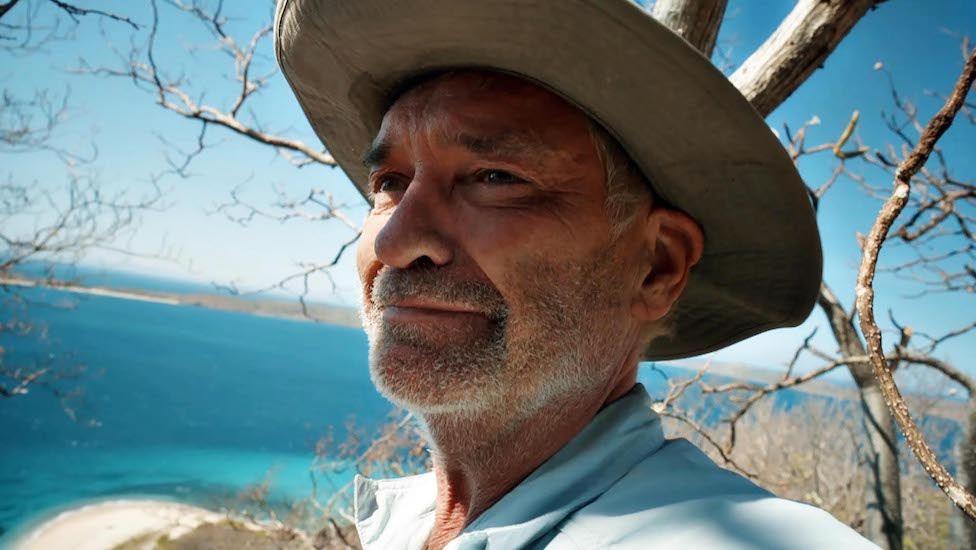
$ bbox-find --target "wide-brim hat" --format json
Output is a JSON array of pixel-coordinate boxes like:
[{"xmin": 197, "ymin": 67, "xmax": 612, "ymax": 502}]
[{"xmin": 273, "ymin": 0, "xmax": 822, "ymax": 360}]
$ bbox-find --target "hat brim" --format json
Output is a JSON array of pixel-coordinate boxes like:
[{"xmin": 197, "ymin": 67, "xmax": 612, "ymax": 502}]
[{"xmin": 274, "ymin": 0, "xmax": 823, "ymax": 360}]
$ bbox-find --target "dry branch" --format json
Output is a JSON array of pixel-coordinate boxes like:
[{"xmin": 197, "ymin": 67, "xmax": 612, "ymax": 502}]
[
  {"xmin": 862, "ymin": 52, "xmax": 976, "ymax": 297},
  {"xmin": 651, "ymin": 0, "xmax": 727, "ymax": 58},
  {"xmin": 0, "ymin": 0, "xmax": 19, "ymax": 20},
  {"xmin": 0, "ymin": 0, "xmax": 138, "ymax": 49},
  {"xmin": 47, "ymin": 0, "xmax": 139, "ymax": 29},
  {"xmin": 892, "ymin": 350, "xmax": 976, "ymax": 396},
  {"xmin": 855, "ymin": 47, "xmax": 976, "ymax": 519},
  {"xmin": 732, "ymin": 0, "xmax": 884, "ymax": 117},
  {"xmin": 1, "ymin": 52, "xmax": 168, "ymax": 402},
  {"xmin": 75, "ymin": 0, "xmax": 335, "ymax": 171}
]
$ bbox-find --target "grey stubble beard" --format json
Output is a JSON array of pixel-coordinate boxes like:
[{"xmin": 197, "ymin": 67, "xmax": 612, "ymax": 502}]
[{"xmin": 360, "ymin": 244, "xmax": 632, "ymax": 436}]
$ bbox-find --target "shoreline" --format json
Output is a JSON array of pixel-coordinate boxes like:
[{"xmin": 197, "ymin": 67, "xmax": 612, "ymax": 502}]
[
  {"xmin": 0, "ymin": 275, "xmax": 361, "ymax": 328},
  {"xmin": 13, "ymin": 498, "xmax": 226, "ymax": 550},
  {"xmin": 1, "ymin": 276, "xmax": 182, "ymax": 306}
]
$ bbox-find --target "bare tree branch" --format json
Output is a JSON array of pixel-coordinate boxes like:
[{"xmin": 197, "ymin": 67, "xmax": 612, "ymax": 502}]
[
  {"xmin": 855, "ymin": 46, "xmax": 976, "ymax": 519},
  {"xmin": 47, "ymin": 0, "xmax": 139, "ymax": 30},
  {"xmin": 893, "ymin": 350, "xmax": 976, "ymax": 397},
  {"xmin": 1, "ymin": 53, "xmax": 169, "ymax": 403},
  {"xmin": 660, "ymin": 410, "xmax": 758, "ymax": 478},
  {"xmin": 74, "ymin": 0, "xmax": 335, "ymax": 171},
  {"xmin": 732, "ymin": 0, "xmax": 886, "ymax": 117},
  {"xmin": 0, "ymin": 0, "xmax": 22, "ymax": 21},
  {"xmin": 914, "ymin": 320, "xmax": 976, "ymax": 354},
  {"xmin": 0, "ymin": 0, "xmax": 138, "ymax": 49},
  {"xmin": 762, "ymin": 93, "xmax": 906, "ymax": 547},
  {"xmin": 652, "ymin": 0, "xmax": 727, "ymax": 58}
]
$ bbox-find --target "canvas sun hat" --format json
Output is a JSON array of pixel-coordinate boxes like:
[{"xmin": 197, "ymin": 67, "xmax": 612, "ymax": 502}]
[{"xmin": 273, "ymin": 0, "xmax": 823, "ymax": 360}]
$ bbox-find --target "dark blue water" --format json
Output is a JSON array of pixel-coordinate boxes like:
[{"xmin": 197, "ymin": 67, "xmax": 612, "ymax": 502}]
[{"xmin": 0, "ymin": 285, "xmax": 390, "ymax": 542}]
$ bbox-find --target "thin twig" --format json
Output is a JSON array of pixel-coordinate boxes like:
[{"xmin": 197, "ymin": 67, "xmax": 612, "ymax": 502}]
[{"xmin": 48, "ymin": 0, "xmax": 139, "ymax": 30}]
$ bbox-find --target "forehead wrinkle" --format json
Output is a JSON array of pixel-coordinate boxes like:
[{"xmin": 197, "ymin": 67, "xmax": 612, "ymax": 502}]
[
  {"xmin": 447, "ymin": 129, "xmax": 564, "ymax": 163},
  {"xmin": 360, "ymin": 94, "xmax": 439, "ymax": 170},
  {"xmin": 370, "ymin": 73, "xmax": 594, "ymax": 175},
  {"xmin": 402, "ymin": 77, "xmax": 575, "ymax": 165}
]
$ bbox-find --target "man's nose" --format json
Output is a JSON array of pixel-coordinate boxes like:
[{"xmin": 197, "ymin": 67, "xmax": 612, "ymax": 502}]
[{"xmin": 373, "ymin": 180, "xmax": 454, "ymax": 269}]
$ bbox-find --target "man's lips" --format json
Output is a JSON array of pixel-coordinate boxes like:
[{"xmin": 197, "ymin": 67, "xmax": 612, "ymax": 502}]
[
  {"xmin": 380, "ymin": 297, "xmax": 489, "ymax": 323},
  {"xmin": 389, "ymin": 297, "xmax": 483, "ymax": 313}
]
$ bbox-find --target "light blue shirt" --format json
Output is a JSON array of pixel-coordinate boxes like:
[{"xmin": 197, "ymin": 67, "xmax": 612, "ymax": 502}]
[{"xmin": 354, "ymin": 384, "xmax": 876, "ymax": 549}]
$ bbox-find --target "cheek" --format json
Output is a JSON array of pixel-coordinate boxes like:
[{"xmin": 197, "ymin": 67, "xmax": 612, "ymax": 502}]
[
  {"xmin": 453, "ymin": 216, "xmax": 531, "ymax": 294},
  {"xmin": 457, "ymin": 207, "xmax": 606, "ymax": 281},
  {"xmin": 459, "ymin": 216, "xmax": 631, "ymax": 317},
  {"xmin": 453, "ymin": 220, "xmax": 567, "ymax": 314},
  {"xmin": 355, "ymin": 242, "xmax": 370, "ymax": 283},
  {"xmin": 457, "ymin": 202, "xmax": 564, "ymax": 252},
  {"xmin": 356, "ymin": 215, "xmax": 385, "ymax": 286}
]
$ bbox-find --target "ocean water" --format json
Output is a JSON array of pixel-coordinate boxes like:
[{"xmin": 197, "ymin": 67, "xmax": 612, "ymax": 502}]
[
  {"xmin": 3, "ymin": 273, "xmax": 959, "ymax": 544},
  {"xmin": 0, "ymin": 276, "xmax": 687, "ymax": 542},
  {"xmin": 0, "ymin": 277, "xmax": 857, "ymax": 542},
  {"xmin": 0, "ymin": 284, "xmax": 390, "ymax": 543}
]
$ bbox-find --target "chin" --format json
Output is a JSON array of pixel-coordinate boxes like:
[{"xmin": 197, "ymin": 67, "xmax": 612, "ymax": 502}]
[{"xmin": 367, "ymin": 341, "xmax": 505, "ymax": 415}]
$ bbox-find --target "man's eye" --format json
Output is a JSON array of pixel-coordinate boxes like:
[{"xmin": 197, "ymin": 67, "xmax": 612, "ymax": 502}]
[
  {"xmin": 374, "ymin": 175, "xmax": 406, "ymax": 194},
  {"xmin": 475, "ymin": 169, "xmax": 525, "ymax": 185}
]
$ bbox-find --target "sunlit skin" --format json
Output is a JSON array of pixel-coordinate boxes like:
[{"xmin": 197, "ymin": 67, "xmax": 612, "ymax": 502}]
[{"xmin": 356, "ymin": 71, "xmax": 703, "ymax": 550}]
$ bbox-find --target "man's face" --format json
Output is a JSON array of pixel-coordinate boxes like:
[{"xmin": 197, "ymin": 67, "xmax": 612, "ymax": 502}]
[{"xmin": 357, "ymin": 71, "xmax": 646, "ymax": 417}]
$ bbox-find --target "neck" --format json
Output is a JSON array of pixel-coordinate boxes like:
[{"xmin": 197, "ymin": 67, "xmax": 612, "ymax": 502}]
[{"xmin": 420, "ymin": 369, "xmax": 638, "ymax": 550}]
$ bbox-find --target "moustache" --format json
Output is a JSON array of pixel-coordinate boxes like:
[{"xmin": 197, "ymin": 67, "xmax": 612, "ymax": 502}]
[{"xmin": 370, "ymin": 265, "xmax": 509, "ymax": 321}]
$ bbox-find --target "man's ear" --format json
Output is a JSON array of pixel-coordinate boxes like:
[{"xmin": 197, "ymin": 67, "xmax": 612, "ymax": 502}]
[{"xmin": 631, "ymin": 207, "xmax": 704, "ymax": 322}]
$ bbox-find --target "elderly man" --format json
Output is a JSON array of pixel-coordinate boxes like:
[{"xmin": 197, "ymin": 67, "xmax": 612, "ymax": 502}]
[{"xmin": 275, "ymin": 1, "xmax": 875, "ymax": 548}]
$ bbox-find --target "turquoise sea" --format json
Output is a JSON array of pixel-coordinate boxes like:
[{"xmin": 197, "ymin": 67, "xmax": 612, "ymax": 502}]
[
  {"xmin": 2, "ymin": 271, "xmax": 960, "ymax": 545},
  {"xmin": 0, "ymin": 279, "xmax": 390, "ymax": 543},
  {"xmin": 0, "ymin": 272, "xmax": 685, "ymax": 542}
]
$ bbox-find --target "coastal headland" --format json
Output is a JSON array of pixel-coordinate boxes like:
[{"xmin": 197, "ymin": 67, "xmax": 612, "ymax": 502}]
[{"xmin": 1, "ymin": 276, "xmax": 361, "ymax": 328}]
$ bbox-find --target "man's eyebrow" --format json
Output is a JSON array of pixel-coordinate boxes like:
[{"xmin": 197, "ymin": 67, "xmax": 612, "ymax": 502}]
[
  {"xmin": 454, "ymin": 131, "xmax": 553, "ymax": 160},
  {"xmin": 360, "ymin": 130, "xmax": 560, "ymax": 169},
  {"xmin": 361, "ymin": 140, "xmax": 391, "ymax": 168}
]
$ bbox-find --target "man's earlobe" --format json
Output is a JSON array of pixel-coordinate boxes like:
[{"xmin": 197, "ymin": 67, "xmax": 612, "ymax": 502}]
[{"xmin": 631, "ymin": 208, "xmax": 704, "ymax": 322}]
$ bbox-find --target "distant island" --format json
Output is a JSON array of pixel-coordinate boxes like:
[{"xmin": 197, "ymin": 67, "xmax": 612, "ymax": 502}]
[{"xmin": 0, "ymin": 275, "xmax": 362, "ymax": 328}]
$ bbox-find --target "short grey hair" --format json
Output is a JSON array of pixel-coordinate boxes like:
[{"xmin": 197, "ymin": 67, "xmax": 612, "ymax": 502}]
[
  {"xmin": 587, "ymin": 121, "xmax": 676, "ymax": 349},
  {"xmin": 586, "ymin": 120, "xmax": 655, "ymax": 238}
]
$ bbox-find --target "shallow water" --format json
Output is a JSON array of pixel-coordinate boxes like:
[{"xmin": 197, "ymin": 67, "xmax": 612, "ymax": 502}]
[{"xmin": 0, "ymin": 284, "xmax": 387, "ymax": 542}]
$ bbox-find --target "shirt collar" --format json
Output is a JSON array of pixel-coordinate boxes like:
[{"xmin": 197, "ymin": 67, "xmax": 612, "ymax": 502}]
[{"xmin": 354, "ymin": 383, "xmax": 665, "ymax": 550}]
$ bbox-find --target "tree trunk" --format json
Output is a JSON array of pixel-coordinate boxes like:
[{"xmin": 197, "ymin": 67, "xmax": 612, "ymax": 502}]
[
  {"xmin": 819, "ymin": 284, "xmax": 903, "ymax": 549},
  {"xmin": 963, "ymin": 399, "xmax": 976, "ymax": 547},
  {"xmin": 655, "ymin": 1, "xmax": 902, "ymax": 544},
  {"xmin": 859, "ymin": 384, "xmax": 904, "ymax": 550},
  {"xmin": 651, "ymin": 0, "xmax": 728, "ymax": 58}
]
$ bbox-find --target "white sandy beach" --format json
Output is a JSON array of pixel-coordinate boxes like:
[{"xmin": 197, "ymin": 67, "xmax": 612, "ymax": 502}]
[
  {"xmin": 0, "ymin": 277, "xmax": 182, "ymax": 306},
  {"xmin": 15, "ymin": 499, "xmax": 226, "ymax": 550}
]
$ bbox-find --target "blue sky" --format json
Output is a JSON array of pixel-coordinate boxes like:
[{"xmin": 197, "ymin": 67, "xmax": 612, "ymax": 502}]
[{"xmin": 2, "ymin": 0, "xmax": 974, "ymax": 379}]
